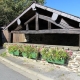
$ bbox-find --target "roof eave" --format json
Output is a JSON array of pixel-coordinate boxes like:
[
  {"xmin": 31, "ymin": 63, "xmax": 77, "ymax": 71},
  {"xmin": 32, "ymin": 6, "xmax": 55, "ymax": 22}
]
[
  {"xmin": 4, "ymin": 3, "xmax": 36, "ymax": 30},
  {"xmin": 4, "ymin": 3, "xmax": 80, "ymax": 30},
  {"xmin": 35, "ymin": 4, "xmax": 80, "ymax": 22}
]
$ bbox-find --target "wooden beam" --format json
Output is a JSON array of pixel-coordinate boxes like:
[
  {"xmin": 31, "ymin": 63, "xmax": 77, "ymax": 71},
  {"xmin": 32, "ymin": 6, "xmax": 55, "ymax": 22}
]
[
  {"xmin": 24, "ymin": 15, "xmax": 36, "ymax": 25},
  {"xmin": 38, "ymin": 14, "xmax": 75, "ymax": 29},
  {"xmin": 39, "ymin": 14, "xmax": 65, "ymax": 29},
  {"xmin": 24, "ymin": 13, "xmax": 75, "ymax": 31},
  {"xmin": 11, "ymin": 29, "xmax": 80, "ymax": 34},
  {"xmin": 35, "ymin": 12, "xmax": 39, "ymax": 30},
  {"xmin": 79, "ymin": 23, "xmax": 80, "ymax": 27},
  {"xmin": 60, "ymin": 22, "xmax": 74, "ymax": 29},
  {"xmin": 79, "ymin": 34, "xmax": 80, "ymax": 47},
  {"xmin": 36, "ymin": 4, "xmax": 80, "ymax": 22},
  {"xmin": 60, "ymin": 18, "xmax": 74, "ymax": 29},
  {"xmin": 8, "ymin": 32, "xmax": 11, "ymax": 43},
  {"xmin": 14, "ymin": 25, "xmax": 22, "ymax": 30},
  {"xmin": 26, "ymin": 24, "xmax": 29, "ymax": 30},
  {"xmin": 48, "ymin": 22, "xmax": 51, "ymax": 30}
]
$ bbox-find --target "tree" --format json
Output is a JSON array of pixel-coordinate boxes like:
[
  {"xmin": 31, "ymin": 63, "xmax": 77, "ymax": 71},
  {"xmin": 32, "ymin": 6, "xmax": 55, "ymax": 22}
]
[{"xmin": 0, "ymin": 0, "xmax": 45, "ymax": 26}]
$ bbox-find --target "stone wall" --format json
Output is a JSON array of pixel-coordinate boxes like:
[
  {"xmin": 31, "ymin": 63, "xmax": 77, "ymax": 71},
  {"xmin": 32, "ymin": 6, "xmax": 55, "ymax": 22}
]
[
  {"xmin": 68, "ymin": 51, "xmax": 80, "ymax": 72},
  {"xmin": 4, "ymin": 43, "xmax": 80, "ymax": 73}
]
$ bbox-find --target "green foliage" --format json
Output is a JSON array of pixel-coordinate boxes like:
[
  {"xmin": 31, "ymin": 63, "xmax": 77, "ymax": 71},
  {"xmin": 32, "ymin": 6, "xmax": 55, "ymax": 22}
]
[
  {"xmin": 22, "ymin": 45, "xmax": 38, "ymax": 58},
  {"xmin": 41, "ymin": 48, "xmax": 69, "ymax": 61},
  {"xmin": 7, "ymin": 44, "xmax": 71, "ymax": 64},
  {"xmin": 19, "ymin": 45, "xmax": 38, "ymax": 58},
  {"xmin": 0, "ymin": 0, "xmax": 45, "ymax": 26},
  {"xmin": 0, "ymin": 52, "xmax": 7, "ymax": 57},
  {"xmin": 41, "ymin": 48, "xmax": 49, "ymax": 59},
  {"xmin": 8, "ymin": 44, "xmax": 18, "ymax": 53},
  {"xmin": 8, "ymin": 44, "xmax": 38, "ymax": 58},
  {"xmin": 52, "ymin": 49, "xmax": 69, "ymax": 60},
  {"xmin": 3, "ymin": 43, "xmax": 6, "ymax": 48}
]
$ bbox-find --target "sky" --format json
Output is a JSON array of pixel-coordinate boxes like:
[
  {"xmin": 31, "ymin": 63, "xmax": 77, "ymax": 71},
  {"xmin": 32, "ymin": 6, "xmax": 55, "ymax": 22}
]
[{"xmin": 45, "ymin": 0, "xmax": 80, "ymax": 17}]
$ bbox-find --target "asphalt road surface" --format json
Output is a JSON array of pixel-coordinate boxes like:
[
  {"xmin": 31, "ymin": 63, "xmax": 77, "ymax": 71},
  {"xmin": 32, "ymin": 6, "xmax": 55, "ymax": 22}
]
[
  {"xmin": 0, "ymin": 62, "xmax": 31, "ymax": 80},
  {"xmin": 0, "ymin": 48, "xmax": 5, "ymax": 54}
]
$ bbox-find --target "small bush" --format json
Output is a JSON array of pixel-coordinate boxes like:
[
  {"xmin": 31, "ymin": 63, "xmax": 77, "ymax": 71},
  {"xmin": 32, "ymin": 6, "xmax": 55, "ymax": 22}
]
[{"xmin": 41, "ymin": 48, "xmax": 70, "ymax": 62}]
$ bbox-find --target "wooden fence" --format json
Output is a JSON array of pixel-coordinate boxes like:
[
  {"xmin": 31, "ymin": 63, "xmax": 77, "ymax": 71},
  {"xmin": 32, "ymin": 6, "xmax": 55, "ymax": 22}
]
[
  {"xmin": 13, "ymin": 33, "xmax": 26, "ymax": 43},
  {"xmin": 2, "ymin": 30, "xmax": 26, "ymax": 43}
]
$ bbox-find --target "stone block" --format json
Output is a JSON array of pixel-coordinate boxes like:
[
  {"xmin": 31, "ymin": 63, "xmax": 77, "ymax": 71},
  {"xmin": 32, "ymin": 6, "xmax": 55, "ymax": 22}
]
[
  {"xmin": 76, "ymin": 57, "xmax": 80, "ymax": 61},
  {"xmin": 71, "ymin": 64, "xmax": 79, "ymax": 68},
  {"xmin": 68, "ymin": 61, "xmax": 75, "ymax": 64},
  {"xmin": 78, "ymin": 67, "xmax": 80, "ymax": 72},
  {"xmin": 73, "ymin": 68, "xmax": 78, "ymax": 72},
  {"xmin": 68, "ymin": 66, "xmax": 73, "ymax": 69}
]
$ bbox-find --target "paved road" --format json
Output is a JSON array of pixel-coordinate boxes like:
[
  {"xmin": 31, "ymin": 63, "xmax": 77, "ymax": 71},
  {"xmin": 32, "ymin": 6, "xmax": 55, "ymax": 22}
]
[
  {"xmin": 0, "ymin": 62, "xmax": 31, "ymax": 80},
  {"xmin": 0, "ymin": 47, "xmax": 5, "ymax": 54}
]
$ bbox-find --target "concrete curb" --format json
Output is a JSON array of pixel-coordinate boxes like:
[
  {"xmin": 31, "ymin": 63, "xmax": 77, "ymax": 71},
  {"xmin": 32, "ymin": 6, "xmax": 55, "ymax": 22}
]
[{"xmin": 0, "ymin": 56, "xmax": 53, "ymax": 80}]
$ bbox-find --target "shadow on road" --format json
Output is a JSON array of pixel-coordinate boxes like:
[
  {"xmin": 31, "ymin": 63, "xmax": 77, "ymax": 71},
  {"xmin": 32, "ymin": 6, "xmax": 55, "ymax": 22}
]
[
  {"xmin": 0, "ymin": 46, "xmax": 6, "ymax": 54},
  {"xmin": 0, "ymin": 46, "xmax": 3, "ymax": 49}
]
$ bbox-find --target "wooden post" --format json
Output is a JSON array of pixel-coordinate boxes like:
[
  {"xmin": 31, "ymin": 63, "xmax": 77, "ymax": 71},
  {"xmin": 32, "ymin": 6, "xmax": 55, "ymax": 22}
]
[
  {"xmin": 79, "ymin": 34, "xmax": 80, "ymax": 47},
  {"xmin": 8, "ymin": 32, "xmax": 13, "ymax": 43},
  {"xmin": 35, "ymin": 12, "xmax": 39, "ymax": 30},
  {"xmin": 8, "ymin": 32, "xmax": 11, "ymax": 43},
  {"xmin": 26, "ymin": 24, "xmax": 29, "ymax": 30},
  {"xmin": 48, "ymin": 22, "xmax": 51, "ymax": 30},
  {"xmin": 11, "ymin": 33, "xmax": 13, "ymax": 43},
  {"xmin": 24, "ymin": 15, "xmax": 36, "ymax": 25}
]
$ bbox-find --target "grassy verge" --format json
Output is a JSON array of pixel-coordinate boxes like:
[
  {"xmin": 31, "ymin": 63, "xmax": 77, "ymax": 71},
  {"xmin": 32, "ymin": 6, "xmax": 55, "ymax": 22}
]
[{"xmin": 0, "ymin": 52, "xmax": 7, "ymax": 57}]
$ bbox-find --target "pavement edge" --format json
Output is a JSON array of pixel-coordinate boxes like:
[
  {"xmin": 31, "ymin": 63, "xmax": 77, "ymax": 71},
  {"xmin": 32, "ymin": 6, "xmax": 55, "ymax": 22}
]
[{"xmin": 0, "ymin": 56, "xmax": 53, "ymax": 80}]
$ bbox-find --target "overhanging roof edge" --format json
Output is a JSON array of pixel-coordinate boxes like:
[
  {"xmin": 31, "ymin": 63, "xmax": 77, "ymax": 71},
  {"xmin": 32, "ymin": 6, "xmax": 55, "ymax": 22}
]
[
  {"xmin": 4, "ymin": 3, "xmax": 80, "ymax": 30},
  {"xmin": 36, "ymin": 4, "xmax": 80, "ymax": 22},
  {"xmin": 4, "ymin": 3, "xmax": 36, "ymax": 30}
]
